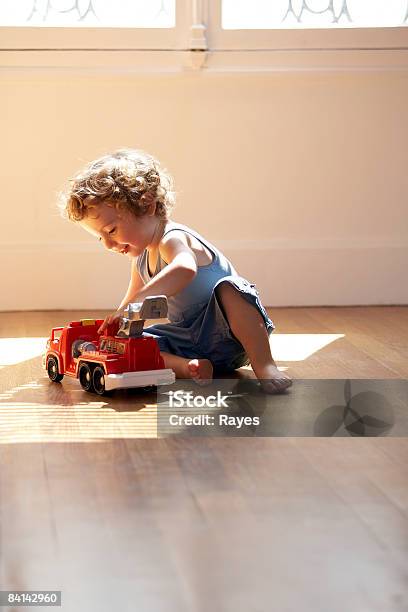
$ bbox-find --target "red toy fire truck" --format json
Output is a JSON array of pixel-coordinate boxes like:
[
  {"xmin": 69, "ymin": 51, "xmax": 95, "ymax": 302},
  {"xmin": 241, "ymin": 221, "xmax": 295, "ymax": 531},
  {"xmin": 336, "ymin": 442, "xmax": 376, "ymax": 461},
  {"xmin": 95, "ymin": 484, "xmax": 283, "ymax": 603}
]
[{"xmin": 44, "ymin": 296, "xmax": 175, "ymax": 395}]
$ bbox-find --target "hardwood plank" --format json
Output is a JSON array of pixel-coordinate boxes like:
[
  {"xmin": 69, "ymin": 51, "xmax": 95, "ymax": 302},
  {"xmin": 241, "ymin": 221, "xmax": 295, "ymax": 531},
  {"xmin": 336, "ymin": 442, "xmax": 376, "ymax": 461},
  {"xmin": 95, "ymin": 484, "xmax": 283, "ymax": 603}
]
[
  {"xmin": 0, "ymin": 443, "xmax": 62, "ymax": 589},
  {"xmin": 306, "ymin": 307, "xmax": 408, "ymax": 377}
]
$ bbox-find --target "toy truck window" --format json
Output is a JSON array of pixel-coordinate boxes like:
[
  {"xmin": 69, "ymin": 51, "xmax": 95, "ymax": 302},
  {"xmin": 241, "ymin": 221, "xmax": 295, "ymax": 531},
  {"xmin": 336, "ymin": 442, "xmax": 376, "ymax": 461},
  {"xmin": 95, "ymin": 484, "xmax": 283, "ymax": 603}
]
[{"xmin": 52, "ymin": 329, "xmax": 62, "ymax": 341}]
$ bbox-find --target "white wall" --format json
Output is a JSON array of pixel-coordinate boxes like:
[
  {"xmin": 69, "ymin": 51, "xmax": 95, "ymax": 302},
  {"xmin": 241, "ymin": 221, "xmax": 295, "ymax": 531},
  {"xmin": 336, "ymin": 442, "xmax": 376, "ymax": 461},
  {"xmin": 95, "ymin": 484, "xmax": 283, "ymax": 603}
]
[{"xmin": 1, "ymin": 66, "xmax": 407, "ymax": 310}]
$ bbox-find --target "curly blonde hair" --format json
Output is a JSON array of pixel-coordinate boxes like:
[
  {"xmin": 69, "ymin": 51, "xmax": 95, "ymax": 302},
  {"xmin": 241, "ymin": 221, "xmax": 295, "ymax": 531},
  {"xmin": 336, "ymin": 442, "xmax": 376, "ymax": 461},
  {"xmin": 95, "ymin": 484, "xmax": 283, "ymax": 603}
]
[{"xmin": 59, "ymin": 148, "xmax": 176, "ymax": 221}]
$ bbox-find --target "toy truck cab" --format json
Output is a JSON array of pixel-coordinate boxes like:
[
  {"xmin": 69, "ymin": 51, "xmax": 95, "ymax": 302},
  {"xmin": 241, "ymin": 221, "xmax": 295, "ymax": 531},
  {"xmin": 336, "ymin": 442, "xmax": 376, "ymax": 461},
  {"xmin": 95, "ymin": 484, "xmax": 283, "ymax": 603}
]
[{"xmin": 44, "ymin": 296, "xmax": 175, "ymax": 395}]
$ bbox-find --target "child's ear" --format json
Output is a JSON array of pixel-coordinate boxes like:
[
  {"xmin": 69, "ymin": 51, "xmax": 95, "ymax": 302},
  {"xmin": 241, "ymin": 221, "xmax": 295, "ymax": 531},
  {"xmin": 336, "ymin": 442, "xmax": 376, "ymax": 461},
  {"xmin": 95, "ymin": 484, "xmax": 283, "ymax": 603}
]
[{"xmin": 145, "ymin": 195, "xmax": 157, "ymax": 216}]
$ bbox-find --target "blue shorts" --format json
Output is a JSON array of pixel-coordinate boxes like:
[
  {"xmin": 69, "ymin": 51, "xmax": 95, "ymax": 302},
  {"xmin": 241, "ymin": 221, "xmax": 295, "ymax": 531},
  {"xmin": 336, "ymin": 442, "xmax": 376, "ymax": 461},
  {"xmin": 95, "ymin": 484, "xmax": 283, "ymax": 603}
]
[{"xmin": 143, "ymin": 276, "xmax": 275, "ymax": 373}]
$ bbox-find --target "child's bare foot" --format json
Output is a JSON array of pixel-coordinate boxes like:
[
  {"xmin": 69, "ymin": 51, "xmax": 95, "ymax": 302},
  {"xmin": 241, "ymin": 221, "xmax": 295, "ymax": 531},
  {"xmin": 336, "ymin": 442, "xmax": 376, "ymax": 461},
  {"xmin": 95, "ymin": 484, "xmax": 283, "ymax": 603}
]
[
  {"xmin": 256, "ymin": 364, "xmax": 293, "ymax": 394},
  {"xmin": 187, "ymin": 358, "xmax": 213, "ymax": 386}
]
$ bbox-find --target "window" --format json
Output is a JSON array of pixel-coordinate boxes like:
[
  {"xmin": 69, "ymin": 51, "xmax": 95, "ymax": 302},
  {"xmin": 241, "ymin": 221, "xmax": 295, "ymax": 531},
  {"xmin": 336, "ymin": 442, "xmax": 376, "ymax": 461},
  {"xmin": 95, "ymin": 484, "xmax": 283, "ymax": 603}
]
[
  {"xmin": 0, "ymin": 0, "xmax": 189, "ymax": 50},
  {"xmin": 210, "ymin": 1, "xmax": 408, "ymax": 50},
  {"xmin": 52, "ymin": 329, "xmax": 63, "ymax": 342},
  {"xmin": 222, "ymin": 1, "xmax": 408, "ymax": 30},
  {"xmin": 0, "ymin": 1, "xmax": 176, "ymax": 28}
]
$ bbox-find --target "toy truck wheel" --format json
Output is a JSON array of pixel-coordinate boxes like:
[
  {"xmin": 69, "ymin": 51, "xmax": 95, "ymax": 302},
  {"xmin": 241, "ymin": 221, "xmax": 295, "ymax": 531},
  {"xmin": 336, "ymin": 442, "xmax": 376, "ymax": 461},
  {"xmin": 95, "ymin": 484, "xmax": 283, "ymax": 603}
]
[
  {"xmin": 92, "ymin": 366, "xmax": 106, "ymax": 396},
  {"xmin": 47, "ymin": 356, "xmax": 64, "ymax": 383},
  {"xmin": 79, "ymin": 363, "xmax": 94, "ymax": 393}
]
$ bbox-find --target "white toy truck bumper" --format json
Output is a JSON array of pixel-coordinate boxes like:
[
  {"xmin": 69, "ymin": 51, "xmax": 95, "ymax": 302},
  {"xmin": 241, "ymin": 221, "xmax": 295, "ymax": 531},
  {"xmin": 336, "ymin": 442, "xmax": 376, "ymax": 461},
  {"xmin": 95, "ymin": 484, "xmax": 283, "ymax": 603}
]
[{"xmin": 104, "ymin": 368, "xmax": 175, "ymax": 392}]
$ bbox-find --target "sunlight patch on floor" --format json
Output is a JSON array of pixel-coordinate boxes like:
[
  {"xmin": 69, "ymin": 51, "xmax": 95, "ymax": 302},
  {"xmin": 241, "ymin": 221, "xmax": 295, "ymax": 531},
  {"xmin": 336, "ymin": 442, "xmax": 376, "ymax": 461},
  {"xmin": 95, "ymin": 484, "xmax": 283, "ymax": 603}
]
[
  {"xmin": 0, "ymin": 401, "xmax": 157, "ymax": 443},
  {"xmin": 270, "ymin": 334, "xmax": 345, "ymax": 361},
  {"xmin": 0, "ymin": 337, "xmax": 47, "ymax": 367}
]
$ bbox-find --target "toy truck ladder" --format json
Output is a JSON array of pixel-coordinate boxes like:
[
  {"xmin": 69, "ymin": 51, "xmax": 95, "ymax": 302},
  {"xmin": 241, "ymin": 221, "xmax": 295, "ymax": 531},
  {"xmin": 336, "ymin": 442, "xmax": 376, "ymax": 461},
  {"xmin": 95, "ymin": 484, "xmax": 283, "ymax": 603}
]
[{"xmin": 117, "ymin": 295, "xmax": 168, "ymax": 338}]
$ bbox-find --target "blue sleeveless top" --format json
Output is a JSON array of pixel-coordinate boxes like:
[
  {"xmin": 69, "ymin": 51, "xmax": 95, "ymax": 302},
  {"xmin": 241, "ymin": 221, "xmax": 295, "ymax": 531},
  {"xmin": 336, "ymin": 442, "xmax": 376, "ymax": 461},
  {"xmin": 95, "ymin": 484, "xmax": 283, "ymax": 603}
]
[{"xmin": 136, "ymin": 222, "xmax": 238, "ymax": 325}]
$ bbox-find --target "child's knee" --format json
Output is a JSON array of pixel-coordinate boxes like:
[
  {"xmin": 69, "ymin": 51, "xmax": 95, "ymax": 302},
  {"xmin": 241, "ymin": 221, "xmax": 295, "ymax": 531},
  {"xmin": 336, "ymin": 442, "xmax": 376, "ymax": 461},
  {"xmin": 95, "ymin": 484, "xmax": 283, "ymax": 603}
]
[
  {"xmin": 215, "ymin": 281, "xmax": 258, "ymax": 329},
  {"xmin": 215, "ymin": 281, "xmax": 243, "ymax": 320}
]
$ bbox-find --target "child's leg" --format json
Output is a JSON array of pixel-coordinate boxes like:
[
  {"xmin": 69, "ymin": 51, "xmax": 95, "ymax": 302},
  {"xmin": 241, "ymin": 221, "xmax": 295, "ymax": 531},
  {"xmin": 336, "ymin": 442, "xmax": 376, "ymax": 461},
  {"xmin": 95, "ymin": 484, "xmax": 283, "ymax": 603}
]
[
  {"xmin": 215, "ymin": 282, "xmax": 292, "ymax": 394},
  {"xmin": 161, "ymin": 352, "xmax": 213, "ymax": 386}
]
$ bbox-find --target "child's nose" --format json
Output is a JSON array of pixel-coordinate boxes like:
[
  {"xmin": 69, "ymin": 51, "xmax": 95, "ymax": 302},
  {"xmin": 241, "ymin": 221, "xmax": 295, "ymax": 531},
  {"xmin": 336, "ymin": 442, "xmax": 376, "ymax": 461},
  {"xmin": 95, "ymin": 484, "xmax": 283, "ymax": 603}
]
[{"xmin": 102, "ymin": 235, "xmax": 117, "ymax": 250}]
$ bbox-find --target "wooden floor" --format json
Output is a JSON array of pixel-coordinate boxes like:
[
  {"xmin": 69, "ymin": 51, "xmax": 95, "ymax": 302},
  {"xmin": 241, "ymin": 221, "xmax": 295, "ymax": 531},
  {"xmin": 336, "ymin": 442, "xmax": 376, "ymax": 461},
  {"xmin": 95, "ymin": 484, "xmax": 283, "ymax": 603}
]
[{"xmin": 0, "ymin": 307, "xmax": 407, "ymax": 611}]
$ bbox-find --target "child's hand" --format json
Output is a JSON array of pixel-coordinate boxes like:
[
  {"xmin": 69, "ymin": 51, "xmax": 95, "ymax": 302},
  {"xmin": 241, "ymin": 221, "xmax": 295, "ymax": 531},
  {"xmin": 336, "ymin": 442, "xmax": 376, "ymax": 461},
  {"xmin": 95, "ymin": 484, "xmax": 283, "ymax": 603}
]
[{"xmin": 98, "ymin": 309, "xmax": 125, "ymax": 334}]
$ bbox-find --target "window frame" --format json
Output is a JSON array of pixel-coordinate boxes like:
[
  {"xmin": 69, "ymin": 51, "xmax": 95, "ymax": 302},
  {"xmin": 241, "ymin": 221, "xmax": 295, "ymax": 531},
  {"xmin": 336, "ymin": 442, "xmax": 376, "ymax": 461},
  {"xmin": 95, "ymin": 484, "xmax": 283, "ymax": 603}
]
[{"xmin": 209, "ymin": 26, "xmax": 408, "ymax": 51}]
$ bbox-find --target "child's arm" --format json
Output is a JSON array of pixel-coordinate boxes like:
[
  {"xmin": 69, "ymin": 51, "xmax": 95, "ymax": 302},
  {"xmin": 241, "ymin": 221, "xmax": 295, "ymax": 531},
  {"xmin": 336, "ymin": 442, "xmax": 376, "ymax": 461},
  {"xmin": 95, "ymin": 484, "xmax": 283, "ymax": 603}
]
[
  {"xmin": 97, "ymin": 233, "xmax": 197, "ymax": 333},
  {"xmin": 133, "ymin": 232, "xmax": 197, "ymax": 302}
]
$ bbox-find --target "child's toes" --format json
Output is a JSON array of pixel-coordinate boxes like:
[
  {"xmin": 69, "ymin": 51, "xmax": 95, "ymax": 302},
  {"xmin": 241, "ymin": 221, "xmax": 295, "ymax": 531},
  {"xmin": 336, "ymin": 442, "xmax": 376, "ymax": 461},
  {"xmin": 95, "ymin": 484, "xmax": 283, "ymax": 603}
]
[
  {"xmin": 260, "ymin": 377, "xmax": 292, "ymax": 395},
  {"xmin": 278, "ymin": 376, "xmax": 293, "ymax": 389},
  {"xmin": 198, "ymin": 359, "xmax": 213, "ymax": 381},
  {"xmin": 260, "ymin": 381, "xmax": 280, "ymax": 394},
  {"xmin": 187, "ymin": 359, "xmax": 200, "ymax": 379},
  {"xmin": 187, "ymin": 359, "xmax": 213, "ymax": 385}
]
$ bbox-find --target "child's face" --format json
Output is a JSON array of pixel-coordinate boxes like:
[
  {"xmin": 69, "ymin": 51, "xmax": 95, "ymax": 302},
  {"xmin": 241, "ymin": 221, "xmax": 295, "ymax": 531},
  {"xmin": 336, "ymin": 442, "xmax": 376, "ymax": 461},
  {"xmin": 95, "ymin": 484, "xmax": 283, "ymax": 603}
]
[{"xmin": 79, "ymin": 201, "xmax": 157, "ymax": 258}]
